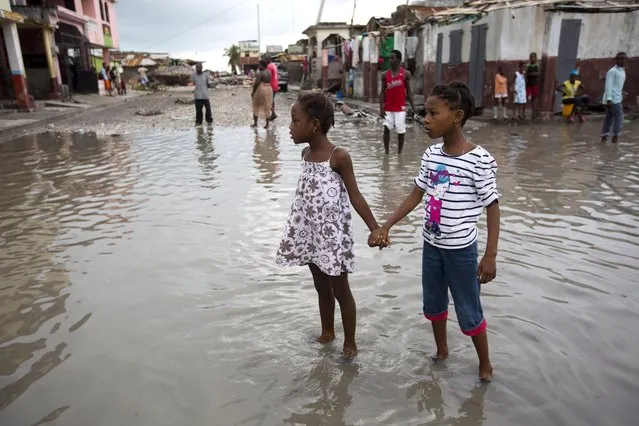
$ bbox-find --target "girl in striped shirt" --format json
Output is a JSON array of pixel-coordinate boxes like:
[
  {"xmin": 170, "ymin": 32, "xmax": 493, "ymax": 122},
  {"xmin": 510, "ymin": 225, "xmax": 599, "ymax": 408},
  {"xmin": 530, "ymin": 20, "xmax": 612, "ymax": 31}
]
[{"xmin": 369, "ymin": 82, "xmax": 500, "ymax": 381}]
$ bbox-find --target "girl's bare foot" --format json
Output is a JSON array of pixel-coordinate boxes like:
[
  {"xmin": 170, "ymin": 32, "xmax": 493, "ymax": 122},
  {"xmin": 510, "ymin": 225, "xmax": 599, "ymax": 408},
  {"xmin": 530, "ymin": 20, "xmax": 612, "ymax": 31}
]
[
  {"xmin": 316, "ymin": 333, "xmax": 335, "ymax": 344},
  {"xmin": 479, "ymin": 363, "xmax": 493, "ymax": 382},
  {"xmin": 343, "ymin": 342, "xmax": 358, "ymax": 358},
  {"xmin": 431, "ymin": 348, "xmax": 449, "ymax": 362}
]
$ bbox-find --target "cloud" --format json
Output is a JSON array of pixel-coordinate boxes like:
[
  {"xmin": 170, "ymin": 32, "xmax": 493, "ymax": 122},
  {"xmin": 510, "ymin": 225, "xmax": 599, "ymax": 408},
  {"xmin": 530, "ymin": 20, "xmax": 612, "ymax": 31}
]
[{"xmin": 116, "ymin": 0, "xmax": 402, "ymax": 70}]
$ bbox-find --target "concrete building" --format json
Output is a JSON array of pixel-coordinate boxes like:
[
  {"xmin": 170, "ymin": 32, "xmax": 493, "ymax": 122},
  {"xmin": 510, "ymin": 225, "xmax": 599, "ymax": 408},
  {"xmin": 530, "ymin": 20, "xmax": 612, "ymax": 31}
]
[
  {"xmin": 2, "ymin": 0, "xmax": 120, "ymax": 103},
  {"xmin": 421, "ymin": 0, "xmax": 639, "ymax": 112},
  {"xmin": 238, "ymin": 39, "xmax": 259, "ymax": 72},
  {"xmin": 0, "ymin": 0, "xmax": 34, "ymax": 110},
  {"xmin": 303, "ymin": 22, "xmax": 365, "ymax": 89}
]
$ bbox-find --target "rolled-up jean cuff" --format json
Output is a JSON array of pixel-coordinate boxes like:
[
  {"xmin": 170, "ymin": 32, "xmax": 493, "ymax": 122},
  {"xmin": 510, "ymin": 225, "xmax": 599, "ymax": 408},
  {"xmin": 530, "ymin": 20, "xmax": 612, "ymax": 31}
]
[
  {"xmin": 462, "ymin": 318, "xmax": 487, "ymax": 336},
  {"xmin": 424, "ymin": 310, "xmax": 448, "ymax": 322}
]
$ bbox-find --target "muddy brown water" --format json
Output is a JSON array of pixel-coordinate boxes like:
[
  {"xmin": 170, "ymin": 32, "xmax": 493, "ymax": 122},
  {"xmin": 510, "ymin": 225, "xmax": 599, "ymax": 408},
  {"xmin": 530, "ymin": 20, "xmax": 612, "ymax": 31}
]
[{"xmin": 1, "ymin": 116, "xmax": 638, "ymax": 426}]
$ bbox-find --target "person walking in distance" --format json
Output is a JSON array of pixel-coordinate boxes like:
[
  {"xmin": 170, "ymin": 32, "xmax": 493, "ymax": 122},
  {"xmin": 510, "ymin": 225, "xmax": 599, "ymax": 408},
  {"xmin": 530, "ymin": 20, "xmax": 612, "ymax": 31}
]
[
  {"xmin": 192, "ymin": 63, "xmax": 212, "ymax": 126},
  {"xmin": 266, "ymin": 56, "xmax": 279, "ymax": 120},
  {"xmin": 380, "ymin": 50, "xmax": 416, "ymax": 155},
  {"xmin": 601, "ymin": 52, "xmax": 627, "ymax": 144},
  {"xmin": 251, "ymin": 60, "xmax": 273, "ymax": 129}
]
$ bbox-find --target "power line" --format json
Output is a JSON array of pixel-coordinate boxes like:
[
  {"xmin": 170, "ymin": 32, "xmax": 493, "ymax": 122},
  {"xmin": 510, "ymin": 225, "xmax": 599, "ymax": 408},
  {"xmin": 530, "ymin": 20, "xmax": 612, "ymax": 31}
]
[{"xmin": 143, "ymin": 0, "xmax": 254, "ymax": 50}]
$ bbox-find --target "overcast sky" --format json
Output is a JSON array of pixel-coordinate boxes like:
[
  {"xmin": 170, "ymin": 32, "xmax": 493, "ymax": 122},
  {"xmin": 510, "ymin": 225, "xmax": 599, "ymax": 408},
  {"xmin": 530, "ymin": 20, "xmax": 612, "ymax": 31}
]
[{"xmin": 116, "ymin": 0, "xmax": 408, "ymax": 70}]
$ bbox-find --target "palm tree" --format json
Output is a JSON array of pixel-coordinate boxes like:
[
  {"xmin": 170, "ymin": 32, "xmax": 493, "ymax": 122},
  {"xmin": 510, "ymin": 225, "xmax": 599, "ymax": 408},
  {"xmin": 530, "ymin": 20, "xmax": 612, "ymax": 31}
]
[{"xmin": 224, "ymin": 45, "xmax": 241, "ymax": 75}]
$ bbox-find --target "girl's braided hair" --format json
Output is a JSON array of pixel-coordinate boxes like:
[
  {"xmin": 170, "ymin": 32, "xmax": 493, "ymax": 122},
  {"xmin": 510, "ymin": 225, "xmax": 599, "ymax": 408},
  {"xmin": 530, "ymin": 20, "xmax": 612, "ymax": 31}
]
[
  {"xmin": 297, "ymin": 92, "xmax": 335, "ymax": 134},
  {"xmin": 430, "ymin": 82, "xmax": 475, "ymax": 126}
]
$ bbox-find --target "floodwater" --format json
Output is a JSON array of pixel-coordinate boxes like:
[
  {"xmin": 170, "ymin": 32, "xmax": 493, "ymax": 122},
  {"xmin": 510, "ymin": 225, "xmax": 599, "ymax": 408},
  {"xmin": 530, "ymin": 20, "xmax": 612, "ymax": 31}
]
[{"xmin": 1, "ymin": 116, "xmax": 638, "ymax": 426}]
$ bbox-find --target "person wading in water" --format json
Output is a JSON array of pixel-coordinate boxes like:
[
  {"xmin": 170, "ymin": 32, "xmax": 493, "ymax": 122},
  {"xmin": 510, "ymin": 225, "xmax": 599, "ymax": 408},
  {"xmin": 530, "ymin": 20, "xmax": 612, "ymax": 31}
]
[{"xmin": 379, "ymin": 50, "xmax": 415, "ymax": 155}]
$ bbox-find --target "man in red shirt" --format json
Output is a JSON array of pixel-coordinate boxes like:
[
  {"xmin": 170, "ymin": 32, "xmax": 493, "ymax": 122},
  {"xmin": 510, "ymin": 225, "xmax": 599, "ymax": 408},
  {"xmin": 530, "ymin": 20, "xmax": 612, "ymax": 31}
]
[
  {"xmin": 380, "ymin": 50, "xmax": 415, "ymax": 154},
  {"xmin": 266, "ymin": 56, "xmax": 279, "ymax": 120}
]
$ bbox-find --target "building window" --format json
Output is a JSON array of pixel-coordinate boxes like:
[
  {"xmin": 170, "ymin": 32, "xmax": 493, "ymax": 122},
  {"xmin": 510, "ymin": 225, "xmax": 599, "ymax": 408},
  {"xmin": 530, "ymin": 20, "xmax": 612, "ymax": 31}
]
[
  {"xmin": 104, "ymin": 1, "xmax": 110, "ymax": 23},
  {"xmin": 449, "ymin": 30, "xmax": 463, "ymax": 65},
  {"xmin": 64, "ymin": 0, "xmax": 76, "ymax": 11},
  {"xmin": 100, "ymin": 2, "xmax": 105, "ymax": 21}
]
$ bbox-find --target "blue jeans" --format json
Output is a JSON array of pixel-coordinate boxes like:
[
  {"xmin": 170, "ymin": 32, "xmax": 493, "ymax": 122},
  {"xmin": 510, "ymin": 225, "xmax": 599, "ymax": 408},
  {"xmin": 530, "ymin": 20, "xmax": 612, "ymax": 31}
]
[
  {"xmin": 421, "ymin": 241, "xmax": 486, "ymax": 336},
  {"xmin": 601, "ymin": 103, "xmax": 623, "ymax": 138}
]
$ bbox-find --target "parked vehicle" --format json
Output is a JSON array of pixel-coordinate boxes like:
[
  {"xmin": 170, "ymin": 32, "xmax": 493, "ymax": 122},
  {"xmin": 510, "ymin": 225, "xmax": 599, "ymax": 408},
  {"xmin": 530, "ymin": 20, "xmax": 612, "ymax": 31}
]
[{"xmin": 277, "ymin": 63, "xmax": 288, "ymax": 92}]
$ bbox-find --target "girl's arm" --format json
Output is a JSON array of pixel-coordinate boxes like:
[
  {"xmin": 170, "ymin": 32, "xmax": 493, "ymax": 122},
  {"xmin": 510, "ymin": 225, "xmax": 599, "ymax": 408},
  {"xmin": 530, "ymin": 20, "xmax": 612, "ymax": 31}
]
[
  {"xmin": 477, "ymin": 201, "xmax": 500, "ymax": 283},
  {"xmin": 370, "ymin": 186, "xmax": 424, "ymax": 246},
  {"xmin": 332, "ymin": 148, "xmax": 379, "ymax": 232},
  {"xmin": 382, "ymin": 186, "xmax": 424, "ymax": 231}
]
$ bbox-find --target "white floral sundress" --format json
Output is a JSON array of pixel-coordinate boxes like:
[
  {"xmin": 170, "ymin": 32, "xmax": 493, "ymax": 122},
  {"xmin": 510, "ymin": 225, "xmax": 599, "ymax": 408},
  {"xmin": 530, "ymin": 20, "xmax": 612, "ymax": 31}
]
[{"xmin": 276, "ymin": 147, "xmax": 355, "ymax": 276}]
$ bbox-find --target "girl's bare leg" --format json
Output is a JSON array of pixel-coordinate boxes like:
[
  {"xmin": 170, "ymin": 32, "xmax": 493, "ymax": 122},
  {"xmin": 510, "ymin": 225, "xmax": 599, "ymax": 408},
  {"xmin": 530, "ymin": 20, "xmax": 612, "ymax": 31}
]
[
  {"xmin": 471, "ymin": 331, "xmax": 493, "ymax": 382},
  {"xmin": 431, "ymin": 319, "xmax": 448, "ymax": 361},
  {"xmin": 309, "ymin": 264, "xmax": 335, "ymax": 343},
  {"xmin": 330, "ymin": 272, "xmax": 357, "ymax": 357}
]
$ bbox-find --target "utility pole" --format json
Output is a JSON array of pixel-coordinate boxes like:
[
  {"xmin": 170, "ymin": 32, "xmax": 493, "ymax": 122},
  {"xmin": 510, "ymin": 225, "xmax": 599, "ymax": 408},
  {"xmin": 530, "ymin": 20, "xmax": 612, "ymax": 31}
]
[
  {"xmin": 257, "ymin": 3, "xmax": 261, "ymax": 54},
  {"xmin": 350, "ymin": 0, "xmax": 356, "ymax": 28},
  {"xmin": 316, "ymin": 0, "xmax": 325, "ymax": 24},
  {"xmin": 405, "ymin": 0, "xmax": 409, "ymax": 27}
]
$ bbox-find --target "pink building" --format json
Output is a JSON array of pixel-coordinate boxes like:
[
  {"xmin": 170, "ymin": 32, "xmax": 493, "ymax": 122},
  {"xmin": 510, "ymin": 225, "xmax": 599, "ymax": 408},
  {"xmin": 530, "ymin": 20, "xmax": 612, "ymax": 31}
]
[{"xmin": 0, "ymin": 0, "xmax": 120, "ymax": 108}]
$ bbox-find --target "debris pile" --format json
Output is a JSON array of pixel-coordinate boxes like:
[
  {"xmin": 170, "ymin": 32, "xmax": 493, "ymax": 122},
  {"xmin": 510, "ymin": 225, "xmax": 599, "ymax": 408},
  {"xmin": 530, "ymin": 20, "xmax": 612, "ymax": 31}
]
[{"xmin": 151, "ymin": 65, "xmax": 194, "ymax": 86}]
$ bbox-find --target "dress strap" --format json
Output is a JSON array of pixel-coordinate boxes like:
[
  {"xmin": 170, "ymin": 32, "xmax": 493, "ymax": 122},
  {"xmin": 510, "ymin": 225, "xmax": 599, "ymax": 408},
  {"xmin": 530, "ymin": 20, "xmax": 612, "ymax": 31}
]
[{"xmin": 327, "ymin": 146, "xmax": 339, "ymax": 163}]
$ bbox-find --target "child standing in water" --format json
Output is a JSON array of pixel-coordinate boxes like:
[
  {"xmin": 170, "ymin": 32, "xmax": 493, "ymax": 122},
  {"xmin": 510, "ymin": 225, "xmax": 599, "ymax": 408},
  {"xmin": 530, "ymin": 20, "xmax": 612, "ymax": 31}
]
[
  {"xmin": 276, "ymin": 93, "xmax": 381, "ymax": 358},
  {"xmin": 513, "ymin": 62, "xmax": 527, "ymax": 119},
  {"xmin": 493, "ymin": 66, "xmax": 508, "ymax": 119},
  {"xmin": 369, "ymin": 82, "xmax": 500, "ymax": 381}
]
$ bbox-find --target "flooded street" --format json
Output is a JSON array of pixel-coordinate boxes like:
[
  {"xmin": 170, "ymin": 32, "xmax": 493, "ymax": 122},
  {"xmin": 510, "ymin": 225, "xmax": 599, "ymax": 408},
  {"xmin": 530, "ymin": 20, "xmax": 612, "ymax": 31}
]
[{"xmin": 1, "ymin": 94, "xmax": 638, "ymax": 425}]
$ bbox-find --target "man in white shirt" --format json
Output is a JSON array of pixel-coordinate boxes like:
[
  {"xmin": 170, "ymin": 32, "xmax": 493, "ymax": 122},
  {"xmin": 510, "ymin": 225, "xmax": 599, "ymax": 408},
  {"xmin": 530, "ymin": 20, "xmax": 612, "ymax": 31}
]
[{"xmin": 601, "ymin": 52, "xmax": 627, "ymax": 144}]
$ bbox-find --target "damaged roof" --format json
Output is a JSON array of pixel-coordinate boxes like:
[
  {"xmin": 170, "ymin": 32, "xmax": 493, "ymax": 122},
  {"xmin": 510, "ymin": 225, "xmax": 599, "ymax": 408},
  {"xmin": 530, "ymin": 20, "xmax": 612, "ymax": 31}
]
[{"xmin": 427, "ymin": 0, "xmax": 639, "ymax": 24}]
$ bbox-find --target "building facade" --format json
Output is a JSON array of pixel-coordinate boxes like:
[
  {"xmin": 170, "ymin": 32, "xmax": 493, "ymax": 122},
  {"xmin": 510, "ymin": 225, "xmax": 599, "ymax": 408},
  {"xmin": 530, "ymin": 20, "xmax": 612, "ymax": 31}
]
[
  {"xmin": 0, "ymin": 0, "xmax": 119, "ymax": 108},
  {"xmin": 422, "ymin": 1, "xmax": 639, "ymax": 112},
  {"xmin": 1, "ymin": 0, "xmax": 34, "ymax": 110},
  {"xmin": 238, "ymin": 39, "xmax": 259, "ymax": 72}
]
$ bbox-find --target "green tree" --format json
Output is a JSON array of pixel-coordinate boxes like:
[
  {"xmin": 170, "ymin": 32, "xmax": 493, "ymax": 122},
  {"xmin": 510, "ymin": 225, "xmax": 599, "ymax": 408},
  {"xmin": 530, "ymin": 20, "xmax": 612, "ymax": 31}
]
[{"xmin": 224, "ymin": 45, "xmax": 241, "ymax": 75}]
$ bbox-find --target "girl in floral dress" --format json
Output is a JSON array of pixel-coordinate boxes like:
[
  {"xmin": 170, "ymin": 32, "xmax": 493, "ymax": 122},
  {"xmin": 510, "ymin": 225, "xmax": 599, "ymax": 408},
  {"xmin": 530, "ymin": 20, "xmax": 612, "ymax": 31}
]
[{"xmin": 276, "ymin": 93, "xmax": 380, "ymax": 358}]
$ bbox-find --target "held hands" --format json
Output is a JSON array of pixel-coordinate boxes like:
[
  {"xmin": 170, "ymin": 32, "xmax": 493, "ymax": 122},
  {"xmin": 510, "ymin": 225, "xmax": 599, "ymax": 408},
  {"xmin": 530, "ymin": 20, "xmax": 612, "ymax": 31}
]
[
  {"xmin": 477, "ymin": 254, "xmax": 497, "ymax": 284},
  {"xmin": 368, "ymin": 227, "xmax": 391, "ymax": 250}
]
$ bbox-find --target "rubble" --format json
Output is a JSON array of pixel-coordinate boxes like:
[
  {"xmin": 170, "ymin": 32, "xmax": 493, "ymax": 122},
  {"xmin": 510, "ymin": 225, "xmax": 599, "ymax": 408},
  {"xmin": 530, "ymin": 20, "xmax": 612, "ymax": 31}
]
[
  {"xmin": 151, "ymin": 65, "xmax": 194, "ymax": 86},
  {"xmin": 174, "ymin": 98, "xmax": 195, "ymax": 105},
  {"xmin": 135, "ymin": 108, "xmax": 163, "ymax": 116}
]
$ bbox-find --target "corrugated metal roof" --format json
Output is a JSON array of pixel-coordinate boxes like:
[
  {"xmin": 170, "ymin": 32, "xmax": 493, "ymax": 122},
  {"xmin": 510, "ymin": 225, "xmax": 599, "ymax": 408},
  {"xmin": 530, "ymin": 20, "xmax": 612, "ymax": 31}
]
[{"xmin": 122, "ymin": 55, "xmax": 158, "ymax": 67}]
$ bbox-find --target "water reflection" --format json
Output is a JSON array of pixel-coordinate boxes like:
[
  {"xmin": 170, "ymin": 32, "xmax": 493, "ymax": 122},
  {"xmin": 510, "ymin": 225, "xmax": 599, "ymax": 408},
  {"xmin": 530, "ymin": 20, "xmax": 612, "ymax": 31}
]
[
  {"xmin": 0, "ymin": 131, "xmax": 134, "ymax": 413},
  {"xmin": 253, "ymin": 128, "xmax": 281, "ymax": 185},
  {"xmin": 284, "ymin": 352, "xmax": 359, "ymax": 426},
  {"xmin": 0, "ymin": 117, "xmax": 637, "ymax": 425},
  {"xmin": 195, "ymin": 126, "xmax": 219, "ymax": 190}
]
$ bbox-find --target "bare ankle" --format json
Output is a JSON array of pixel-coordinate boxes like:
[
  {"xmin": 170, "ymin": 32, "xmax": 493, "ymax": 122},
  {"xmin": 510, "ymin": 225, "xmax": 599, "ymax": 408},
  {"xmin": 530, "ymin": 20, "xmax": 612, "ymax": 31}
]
[
  {"xmin": 343, "ymin": 341, "xmax": 358, "ymax": 358},
  {"xmin": 479, "ymin": 362, "xmax": 493, "ymax": 382},
  {"xmin": 317, "ymin": 332, "xmax": 335, "ymax": 344}
]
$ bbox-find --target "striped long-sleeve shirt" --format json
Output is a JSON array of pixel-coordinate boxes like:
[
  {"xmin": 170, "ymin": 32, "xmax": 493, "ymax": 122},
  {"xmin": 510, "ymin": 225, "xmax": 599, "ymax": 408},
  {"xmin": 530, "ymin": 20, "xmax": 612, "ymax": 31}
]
[{"xmin": 414, "ymin": 144, "xmax": 499, "ymax": 249}]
